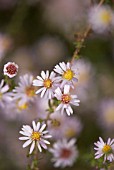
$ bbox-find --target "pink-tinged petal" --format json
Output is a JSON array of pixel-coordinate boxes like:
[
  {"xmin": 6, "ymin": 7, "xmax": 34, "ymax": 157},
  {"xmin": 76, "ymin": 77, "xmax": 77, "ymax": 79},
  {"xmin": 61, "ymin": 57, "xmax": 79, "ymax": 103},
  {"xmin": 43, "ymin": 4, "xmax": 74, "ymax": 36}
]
[
  {"xmin": 56, "ymin": 103, "xmax": 63, "ymax": 111},
  {"xmin": 60, "ymin": 62, "xmax": 66, "ymax": 71},
  {"xmin": 32, "ymin": 121, "xmax": 37, "ymax": 131},
  {"xmin": 37, "ymin": 142, "xmax": 42, "ymax": 152},
  {"xmin": 41, "ymin": 71, "xmax": 46, "ymax": 79},
  {"xmin": 64, "ymin": 85, "xmax": 70, "ymax": 94},
  {"xmin": 39, "ymin": 124, "xmax": 46, "ymax": 132},
  {"xmin": 107, "ymin": 138, "xmax": 111, "ymax": 145},
  {"xmin": 43, "ymin": 135, "xmax": 52, "ymax": 139},
  {"xmin": 36, "ymin": 87, "xmax": 45, "ymax": 94},
  {"xmin": 41, "ymin": 139, "xmax": 50, "ymax": 145},
  {"xmin": 36, "ymin": 122, "xmax": 41, "ymax": 131},
  {"xmin": 40, "ymin": 142, "xmax": 47, "ymax": 149},
  {"xmin": 19, "ymin": 137, "xmax": 30, "ymax": 140},
  {"xmin": 41, "ymin": 88, "xmax": 46, "ymax": 98},
  {"xmin": 55, "ymin": 87, "xmax": 62, "ymax": 97},
  {"xmin": 29, "ymin": 141, "xmax": 35, "ymax": 154},
  {"xmin": 46, "ymin": 70, "xmax": 49, "ymax": 79},
  {"xmin": 50, "ymin": 71, "xmax": 56, "ymax": 79},
  {"xmin": 23, "ymin": 139, "xmax": 32, "ymax": 148},
  {"xmin": 33, "ymin": 79, "xmax": 43, "ymax": 86},
  {"xmin": 36, "ymin": 76, "xmax": 43, "ymax": 81}
]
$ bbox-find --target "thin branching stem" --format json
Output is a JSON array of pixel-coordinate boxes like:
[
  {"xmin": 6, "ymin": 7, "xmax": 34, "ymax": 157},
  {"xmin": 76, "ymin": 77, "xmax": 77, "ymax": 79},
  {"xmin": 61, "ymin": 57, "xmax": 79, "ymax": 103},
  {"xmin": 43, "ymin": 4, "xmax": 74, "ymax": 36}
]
[{"xmin": 71, "ymin": 0, "xmax": 105, "ymax": 63}]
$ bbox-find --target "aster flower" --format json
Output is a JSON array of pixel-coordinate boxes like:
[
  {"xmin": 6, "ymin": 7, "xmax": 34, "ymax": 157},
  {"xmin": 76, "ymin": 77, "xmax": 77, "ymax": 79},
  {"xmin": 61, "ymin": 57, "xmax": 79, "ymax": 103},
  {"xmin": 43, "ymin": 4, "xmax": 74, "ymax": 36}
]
[
  {"xmin": 47, "ymin": 111, "xmax": 68, "ymax": 140},
  {"xmin": 49, "ymin": 138, "xmax": 78, "ymax": 168},
  {"xmin": 3, "ymin": 62, "xmax": 18, "ymax": 78},
  {"xmin": 12, "ymin": 74, "xmax": 37, "ymax": 104},
  {"xmin": 55, "ymin": 85, "xmax": 80, "ymax": 116},
  {"xmin": 88, "ymin": 5, "xmax": 114, "ymax": 33},
  {"xmin": 19, "ymin": 121, "xmax": 52, "ymax": 154},
  {"xmin": 0, "ymin": 79, "xmax": 12, "ymax": 108},
  {"xmin": 98, "ymin": 99, "xmax": 114, "ymax": 130},
  {"xmin": 54, "ymin": 62, "xmax": 78, "ymax": 88},
  {"xmin": 33, "ymin": 70, "xmax": 58, "ymax": 99},
  {"xmin": 63, "ymin": 116, "xmax": 82, "ymax": 139},
  {"xmin": 94, "ymin": 137, "xmax": 114, "ymax": 162}
]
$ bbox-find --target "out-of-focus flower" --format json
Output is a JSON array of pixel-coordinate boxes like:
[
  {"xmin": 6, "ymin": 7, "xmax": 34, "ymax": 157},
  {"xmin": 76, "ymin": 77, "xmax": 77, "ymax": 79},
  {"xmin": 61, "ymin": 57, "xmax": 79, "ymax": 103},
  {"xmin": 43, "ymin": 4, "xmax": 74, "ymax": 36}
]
[
  {"xmin": 43, "ymin": 0, "xmax": 86, "ymax": 40},
  {"xmin": 73, "ymin": 59, "xmax": 94, "ymax": 88},
  {"xmin": 0, "ymin": 34, "xmax": 12, "ymax": 60},
  {"xmin": 3, "ymin": 62, "xmax": 18, "ymax": 78},
  {"xmin": 34, "ymin": 36, "xmax": 67, "ymax": 68},
  {"xmin": 12, "ymin": 74, "xmax": 37, "ymax": 104},
  {"xmin": 54, "ymin": 62, "xmax": 78, "ymax": 88},
  {"xmin": 33, "ymin": 70, "xmax": 58, "ymax": 99},
  {"xmin": 98, "ymin": 99, "xmax": 114, "ymax": 130},
  {"xmin": 71, "ymin": 59, "xmax": 97, "ymax": 112},
  {"xmin": 55, "ymin": 85, "xmax": 80, "ymax": 116},
  {"xmin": 19, "ymin": 121, "xmax": 52, "ymax": 154},
  {"xmin": 94, "ymin": 137, "xmax": 114, "ymax": 162},
  {"xmin": 63, "ymin": 116, "xmax": 82, "ymax": 139},
  {"xmin": 49, "ymin": 138, "xmax": 78, "ymax": 168},
  {"xmin": 47, "ymin": 112, "xmax": 67, "ymax": 140},
  {"xmin": 88, "ymin": 5, "xmax": 114, "ymax": 33},
  {"xmin": 47, "ymin": 112, "xmax": 82, "ymax": 139},
  {"xmin": 0, "ymin": 79, "xmax": 12, "ymax": 108}
]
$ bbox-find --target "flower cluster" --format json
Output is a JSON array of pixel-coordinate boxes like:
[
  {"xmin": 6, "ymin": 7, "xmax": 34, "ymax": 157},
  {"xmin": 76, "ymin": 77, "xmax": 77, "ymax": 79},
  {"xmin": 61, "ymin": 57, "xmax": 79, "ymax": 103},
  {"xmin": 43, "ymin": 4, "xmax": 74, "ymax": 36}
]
[{"xmin": 33, "ymin": 62, "xmax": 80, "ymax": 116}]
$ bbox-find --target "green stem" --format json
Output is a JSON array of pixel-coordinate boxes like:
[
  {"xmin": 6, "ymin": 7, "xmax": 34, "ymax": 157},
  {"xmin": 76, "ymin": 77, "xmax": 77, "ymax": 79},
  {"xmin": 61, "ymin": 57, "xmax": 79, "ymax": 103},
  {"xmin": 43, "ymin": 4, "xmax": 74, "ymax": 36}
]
[{"xmin": 30, "ymin": 146, "xmax": 39, "ymax": 170}]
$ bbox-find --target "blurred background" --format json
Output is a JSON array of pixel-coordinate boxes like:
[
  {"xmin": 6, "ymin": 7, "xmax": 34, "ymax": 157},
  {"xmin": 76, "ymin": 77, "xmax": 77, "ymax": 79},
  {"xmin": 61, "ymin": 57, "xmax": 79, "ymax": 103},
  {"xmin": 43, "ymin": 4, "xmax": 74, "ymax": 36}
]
[{"xmin": 0, "ymin": 0, "xmax": 114, "ymax": 169}]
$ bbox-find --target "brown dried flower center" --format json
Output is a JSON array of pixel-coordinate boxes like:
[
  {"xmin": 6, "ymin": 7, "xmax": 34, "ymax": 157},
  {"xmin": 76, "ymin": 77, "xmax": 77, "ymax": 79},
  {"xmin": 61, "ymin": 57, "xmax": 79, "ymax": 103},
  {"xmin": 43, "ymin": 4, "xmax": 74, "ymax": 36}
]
[
  {"xmin": 60, "ymin": 148, "xmax": 71, "ymax": 158},
  {"xmin": 6, "ymin": 64, "xmax": 17, "ymax": 75}
]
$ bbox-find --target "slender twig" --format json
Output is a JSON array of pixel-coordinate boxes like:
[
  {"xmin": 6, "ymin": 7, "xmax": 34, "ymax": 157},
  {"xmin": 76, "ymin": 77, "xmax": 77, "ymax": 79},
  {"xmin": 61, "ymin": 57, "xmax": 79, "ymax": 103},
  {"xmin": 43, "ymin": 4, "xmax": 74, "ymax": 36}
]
[{"xmin": 71, "ymin": 0, "xmax": 105, "ymax": 63}]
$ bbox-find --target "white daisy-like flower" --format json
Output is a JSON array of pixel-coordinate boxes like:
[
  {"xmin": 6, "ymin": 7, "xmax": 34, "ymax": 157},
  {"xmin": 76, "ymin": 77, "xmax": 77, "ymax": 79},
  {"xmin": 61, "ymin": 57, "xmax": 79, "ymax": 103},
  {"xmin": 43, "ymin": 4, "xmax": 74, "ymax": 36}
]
[
  {"xmin": 0, "ymin": 79, "xmax": 12, "ymax": 108},
  {"xmin": 49, "ymin": 138, "xmax": 78, "ymax": 168},
  {"xmin": 19, "ymin": 121, "xmax": 52, "ymax": 154},
  {"xmin": 3, "ymin": 62, "xmax": 18, "ymax": 78},
  {"xmin": 55, "ymin": 85, "xmax": 80, "ymax": 116},
  {"xmin": 88, "ymin": 5, "xmax": 114, "ymax": 33},
  {"xmin": 33, "ymin": 70, "xmax": 58, "ymax": 99},
  {"xmin": 94, "ymin": 137, "xmax": 114, "ymax": 162},
  {"xmin": 54, "ymin": 62, "xmax": 78, "ymax": 88},
  {"xmin": 12, "ymin": 74, "xmax": 37, "ymax": 104}
]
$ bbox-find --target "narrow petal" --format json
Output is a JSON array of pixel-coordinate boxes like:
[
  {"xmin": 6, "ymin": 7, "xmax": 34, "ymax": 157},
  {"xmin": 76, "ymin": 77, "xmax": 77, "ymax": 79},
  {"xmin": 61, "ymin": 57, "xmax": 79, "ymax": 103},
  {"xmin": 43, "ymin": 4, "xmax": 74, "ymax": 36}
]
[
  {"xmin": 23, "ymin": 139, "xmax": 32, "ymax": 148},
  {"xmin": 29, "ymin": 141, "xmax": 35, "ymax": 154}
]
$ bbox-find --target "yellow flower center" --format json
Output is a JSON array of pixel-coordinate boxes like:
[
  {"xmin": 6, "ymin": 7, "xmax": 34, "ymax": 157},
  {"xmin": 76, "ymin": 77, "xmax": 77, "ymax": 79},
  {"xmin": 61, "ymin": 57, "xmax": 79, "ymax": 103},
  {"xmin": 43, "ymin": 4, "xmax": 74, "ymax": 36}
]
[
  {"xmin": 31, "ymin": 131, "xmax": 41, "ymax": 141},
  {"xmin": 65, "ymin": 129, "xmax": 75, "ymax": 138},
  {"xmin": 51, "ymin": 119, "xmax": 61, "ymax": 127},
  {"xmin": 44, "ymin": 79, "xmax": 52, "ymax": 88},
  {"xmin": 100, "ymin": 10, "xmax": 111, "ymax": 24},
  {"xmin": 63, "ymin": 69, "xmax": 74, "ymax": 81},
  {"xmin": 17, "ymin": 102, "xmax": 28, "ymax": 111},
  {"xmin": 25, "ymin": 86, "xmax": 36, "ymax": 97},
  {"xmin": 102, "ymin": 145, "xmax": 112, "ymax": 154},
  {"xmin": 61, "ymin": 94, "xmax": 71, "ymax": 104}
]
